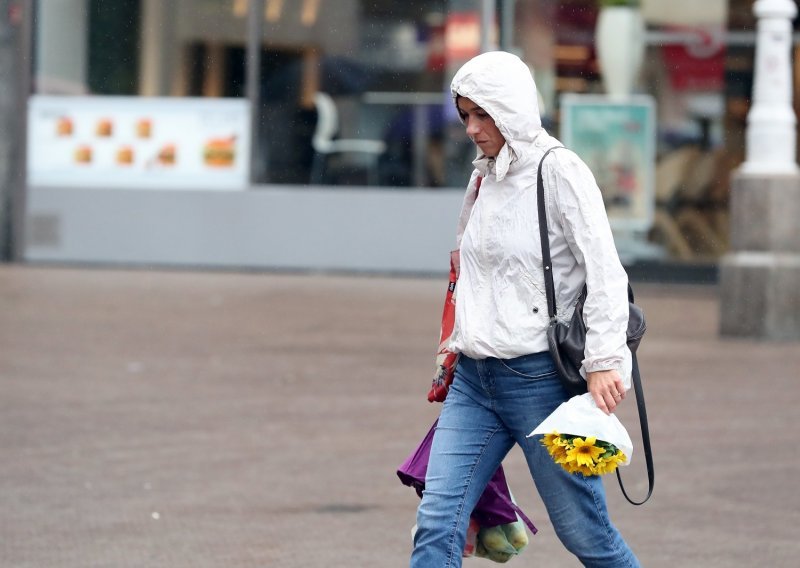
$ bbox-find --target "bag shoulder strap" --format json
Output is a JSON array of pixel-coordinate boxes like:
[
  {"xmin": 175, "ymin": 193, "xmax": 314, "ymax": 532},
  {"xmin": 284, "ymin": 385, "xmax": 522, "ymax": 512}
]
[
  {"xmin": 536, "ymin": 145, "xmax": 654, "ymax": 505},
  {"xmin": 616, "ymin": 355, "xmax": 655, "ymax": 505},
  {"xmin": 535, "ymin": 146, "xmax": 564, "ymax": 320}
]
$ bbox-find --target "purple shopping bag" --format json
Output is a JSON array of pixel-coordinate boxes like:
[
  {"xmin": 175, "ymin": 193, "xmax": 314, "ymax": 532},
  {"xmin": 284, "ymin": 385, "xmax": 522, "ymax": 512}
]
[{"xmin": 397, "ymin": 419, "xmax": 537, "ymax": 533}]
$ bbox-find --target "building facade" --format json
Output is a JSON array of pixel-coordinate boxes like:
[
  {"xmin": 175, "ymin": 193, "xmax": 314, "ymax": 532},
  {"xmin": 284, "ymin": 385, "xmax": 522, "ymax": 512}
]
[{"xmin": 5, "ymin": 0, "xmax": 790, "ymax": 275}]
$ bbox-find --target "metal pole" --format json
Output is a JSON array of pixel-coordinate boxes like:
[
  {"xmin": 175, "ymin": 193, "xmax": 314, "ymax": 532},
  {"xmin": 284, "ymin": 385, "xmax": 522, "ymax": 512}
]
[
  {"xmin": 480, "ymin": 0, "xmax": 495, "ymax": 53},
  {"xmin": 246, "ymin": 0, "xmax": 265, "ymax": 183},
  {"xmin": 9, "ymin": 0, "xmax": 34, "ymax": 261},
  {"xmin": 499, "ymin": 0, "xmax": 515, "ymax": 52}
]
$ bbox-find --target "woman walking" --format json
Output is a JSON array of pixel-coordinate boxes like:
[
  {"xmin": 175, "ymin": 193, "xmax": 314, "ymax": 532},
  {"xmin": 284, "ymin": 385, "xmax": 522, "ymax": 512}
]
[{"xmin": 410, "ymin": 51, "xmax": 639, "ymax": 567}]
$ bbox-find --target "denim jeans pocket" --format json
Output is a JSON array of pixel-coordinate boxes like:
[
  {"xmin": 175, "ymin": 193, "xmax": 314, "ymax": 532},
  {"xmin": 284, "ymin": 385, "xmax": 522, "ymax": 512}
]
[{"xmin": 496, "ymin": 353, "xmax": 558, "ymax": 380}]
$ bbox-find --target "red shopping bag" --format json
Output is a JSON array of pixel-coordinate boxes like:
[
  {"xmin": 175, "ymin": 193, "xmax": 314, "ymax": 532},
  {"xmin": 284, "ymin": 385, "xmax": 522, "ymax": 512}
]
[
  {"xmin": 428, "ymin": 176, "xmax": 481, "ymax": 403},
  {"xmin": 428, "ymin": 249, "xmax": 460, "ymax": 403}
]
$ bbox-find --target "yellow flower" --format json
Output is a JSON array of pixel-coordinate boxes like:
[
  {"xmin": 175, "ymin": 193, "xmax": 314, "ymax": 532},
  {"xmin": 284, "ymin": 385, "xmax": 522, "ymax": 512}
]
[
  {"xmin": 564, "ymin": 460, "xmax": 595, "ymax": 476},
  {"xmin": 550, "ymin": 443, "xmax": 570, "ymax": 464},
  {"xmin": 543, "ymin": 433, "xmax": 625, "ymax": 477},
  {"xmin": 542, "ymin": 432, "xmax": 560, "ymax": 447},
  {"xmin": 541, "ymin": 432, "xmax": 567, "ymax": 449},
  {"xmin": 566, "ymin": 436, "xmax": 604, "ymax": 468},
  {"xmin": 593, "ymin": 459, "xmax": 613, "ymax": 476},
  {"xmin": 610, "ymin": 451, "xmax": 627, "ymax": 468},
  {"xmin": 541, "ymin": 431, "xmax": 566, "ymax": 456},
  {"xmin": 593, "ymin": 451, "xmax": 628, "ymax": 475}
]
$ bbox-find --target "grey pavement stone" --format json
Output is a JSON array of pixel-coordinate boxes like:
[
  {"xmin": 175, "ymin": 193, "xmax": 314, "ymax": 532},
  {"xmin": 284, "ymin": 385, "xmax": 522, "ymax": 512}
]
[{"xmin": 1, "ymin": 266, "xmax": 799, "ymax": 567}]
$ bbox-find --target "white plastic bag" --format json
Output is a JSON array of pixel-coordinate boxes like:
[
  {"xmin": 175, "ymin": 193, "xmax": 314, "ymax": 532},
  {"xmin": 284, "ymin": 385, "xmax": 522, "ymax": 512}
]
[{"xmin": 527, "ymin": 393, "xmax": 633, "ymax": 466}]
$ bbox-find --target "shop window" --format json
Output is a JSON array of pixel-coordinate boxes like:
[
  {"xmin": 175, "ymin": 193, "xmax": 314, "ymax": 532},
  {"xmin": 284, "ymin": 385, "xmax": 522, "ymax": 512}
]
[
  {"xmin": 252, "ymin": 0, "xmax": 450, "ymax": 187},
  {"xmin": 33, "ymin": 0, "xmax": 248, "ymax": 98},
  {"xmin": 31, "ymin": 0, "xmax": 458, "ymax": 189},
  {"xmin": 87, "ymin": 0, "xmax": 141, "ymax": 95},
  {"xmin": 502, "ymin": 0, "xmax": 748, "ymax": 263}
]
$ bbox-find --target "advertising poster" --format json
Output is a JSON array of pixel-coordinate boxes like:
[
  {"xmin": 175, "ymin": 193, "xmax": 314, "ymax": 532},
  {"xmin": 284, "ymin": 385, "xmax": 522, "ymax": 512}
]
[
  {"xmin": 560, "ymin": 94, "xmax": 655, "ymax": 231},
  {"xmin": 28, "ymin": 96, "xmax": 251, "ymax": 190}
]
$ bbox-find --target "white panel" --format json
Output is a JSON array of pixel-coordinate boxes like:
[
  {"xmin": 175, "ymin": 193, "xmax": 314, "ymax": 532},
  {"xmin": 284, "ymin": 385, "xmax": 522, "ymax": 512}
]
[
  {"xmin": 28, "ymin": 96, "xmax": 251, "ymax": 190},
  {"xmin": 25, "ymin": 186, "xmax": 465, "ymax": 274}
]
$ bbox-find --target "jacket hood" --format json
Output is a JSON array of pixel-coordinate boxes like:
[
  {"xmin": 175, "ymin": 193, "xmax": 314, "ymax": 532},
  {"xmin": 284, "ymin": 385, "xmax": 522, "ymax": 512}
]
[{"xmin": 450, "ymin": 51, "xmax": 543, "ymax": 159}]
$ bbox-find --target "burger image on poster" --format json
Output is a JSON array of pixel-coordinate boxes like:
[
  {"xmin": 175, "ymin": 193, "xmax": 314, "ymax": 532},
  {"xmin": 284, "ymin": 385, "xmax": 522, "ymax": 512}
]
[
  {"xmin": 57, "ymin": 116, "xmax": 73, "ymax": 137},
  {"xmin": 203, "ymin": 137, "xmax": 236, "ymax": 168},
  {"xmin": 116, "ymin": 145, "xmax": 135, "ymax": 165},
  {"xmin": 136, "ymin": 118, "xmax": 152, "ymax": 138},
  {"xmin": 96, "ymin": 119, "xmax": 113, "ymax": 137},
  {"xmin": 156, "ymin": 143, "xmax": 176, "ymax": 166},
  {"xmin": 74, "ymin": 145, "xmax": 92, "ymax": 164}
]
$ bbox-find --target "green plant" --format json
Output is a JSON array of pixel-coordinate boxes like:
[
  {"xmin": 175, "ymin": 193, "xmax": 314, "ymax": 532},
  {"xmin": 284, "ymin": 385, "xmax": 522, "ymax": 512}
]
[{"xmin": 600, "ymin": 0, "xmax": 639, "ymax": 7}]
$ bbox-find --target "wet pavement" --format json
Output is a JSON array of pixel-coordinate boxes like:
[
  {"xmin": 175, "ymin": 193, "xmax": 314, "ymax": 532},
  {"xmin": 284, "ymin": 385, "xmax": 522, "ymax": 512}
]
[{"xmin": 1, "ymin": 265, "xmax": 798, "ymax": 567}]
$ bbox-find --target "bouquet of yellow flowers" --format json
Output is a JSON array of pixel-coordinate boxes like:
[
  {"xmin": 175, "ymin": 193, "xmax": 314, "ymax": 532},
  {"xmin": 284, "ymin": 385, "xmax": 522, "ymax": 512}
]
[
  {"xmin": 528, "ymin": 393, "xmax": 633, "ymax": 476},
  {"xmin": 540, "ymin": 432, "xmax": 627, "ymax": 476}
]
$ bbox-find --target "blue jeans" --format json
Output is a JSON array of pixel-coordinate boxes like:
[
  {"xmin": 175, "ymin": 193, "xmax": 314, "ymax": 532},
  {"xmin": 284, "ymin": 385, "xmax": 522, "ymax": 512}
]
[{"xmin": 411, "ymin": 352, "xmax": 639, "ymax": 568}]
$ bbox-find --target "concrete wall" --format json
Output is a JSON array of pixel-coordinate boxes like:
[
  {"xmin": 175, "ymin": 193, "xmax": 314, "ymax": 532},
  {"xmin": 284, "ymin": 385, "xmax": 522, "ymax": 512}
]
[{"xmin": 24, "ymin": 185, "xmax": 465, "ymax": 273}]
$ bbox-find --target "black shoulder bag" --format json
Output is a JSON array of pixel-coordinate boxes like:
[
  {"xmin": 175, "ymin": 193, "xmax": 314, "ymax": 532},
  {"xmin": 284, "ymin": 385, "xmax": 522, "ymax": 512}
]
[{"xmin": 537, "ymin": 146, "xmax": 654, "ymax": 505}]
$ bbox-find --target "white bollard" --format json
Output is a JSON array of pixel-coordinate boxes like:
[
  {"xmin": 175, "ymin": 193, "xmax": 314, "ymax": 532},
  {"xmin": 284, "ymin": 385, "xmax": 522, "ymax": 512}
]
[{"xmin": 741, "ymin": 0, "xmax": 799, "ymax": 174}]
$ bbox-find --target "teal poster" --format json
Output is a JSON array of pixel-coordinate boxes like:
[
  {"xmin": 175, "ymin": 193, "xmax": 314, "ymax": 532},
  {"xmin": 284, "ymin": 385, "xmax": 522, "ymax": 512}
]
[{"xmin": 560, "ymin": 94, "xmax": 655, "ymax": 231}]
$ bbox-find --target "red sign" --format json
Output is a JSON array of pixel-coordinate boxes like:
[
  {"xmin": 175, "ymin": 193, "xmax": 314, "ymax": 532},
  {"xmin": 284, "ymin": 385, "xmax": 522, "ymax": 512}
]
[
  {"xmin": 445, "ymin": 12, "xmax": 481, "ymax": 61},
  {"xmin": 662, "ymin": 26, "xmax": 725, "ymax": 91}
]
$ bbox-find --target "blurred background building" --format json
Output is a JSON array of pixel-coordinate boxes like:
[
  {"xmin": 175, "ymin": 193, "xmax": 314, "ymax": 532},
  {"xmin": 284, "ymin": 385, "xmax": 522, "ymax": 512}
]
[{"xmin": 0, "ymin": 0, "xmax": 791, "ymax": 277}]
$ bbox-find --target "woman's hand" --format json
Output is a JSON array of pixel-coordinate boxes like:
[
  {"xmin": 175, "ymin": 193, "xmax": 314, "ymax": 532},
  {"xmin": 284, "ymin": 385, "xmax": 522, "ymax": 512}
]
[{"xmin": 586, "ymin": 369, "xmax": 625, "ymax": 414}]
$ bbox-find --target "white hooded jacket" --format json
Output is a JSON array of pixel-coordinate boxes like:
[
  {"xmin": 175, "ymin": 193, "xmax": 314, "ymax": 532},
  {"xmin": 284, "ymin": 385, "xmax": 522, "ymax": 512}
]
[{"xmin": 448, "ymin": 51, "xmax": 632, "ymax": 386}]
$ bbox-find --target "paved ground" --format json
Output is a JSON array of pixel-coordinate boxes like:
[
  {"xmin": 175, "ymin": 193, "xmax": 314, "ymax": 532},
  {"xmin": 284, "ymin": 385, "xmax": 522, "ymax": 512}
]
[{"xmin": 1, "ymin": 265, "xmax": 798, "ymax": 567}]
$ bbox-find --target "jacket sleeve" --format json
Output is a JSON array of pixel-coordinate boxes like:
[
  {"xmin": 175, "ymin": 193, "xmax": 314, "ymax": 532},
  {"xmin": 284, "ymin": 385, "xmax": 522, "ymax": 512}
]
[{"xmin": 548, "ymin": 151, "xmax": 629, "ymax": 373}]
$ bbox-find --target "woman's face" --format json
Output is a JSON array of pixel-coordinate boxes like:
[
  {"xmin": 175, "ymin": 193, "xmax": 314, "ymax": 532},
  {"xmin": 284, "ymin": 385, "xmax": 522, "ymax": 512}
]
[{"xmin": 456, "ymin": 96, "xmax": 506, "ymax": 158}]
